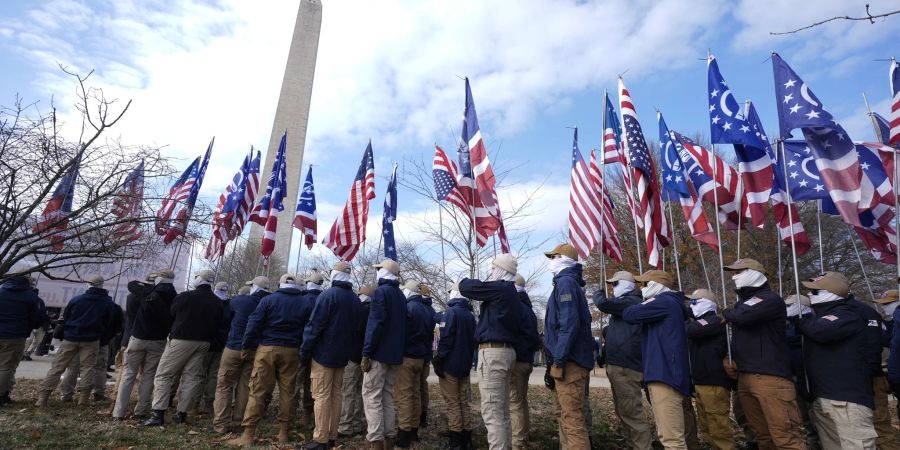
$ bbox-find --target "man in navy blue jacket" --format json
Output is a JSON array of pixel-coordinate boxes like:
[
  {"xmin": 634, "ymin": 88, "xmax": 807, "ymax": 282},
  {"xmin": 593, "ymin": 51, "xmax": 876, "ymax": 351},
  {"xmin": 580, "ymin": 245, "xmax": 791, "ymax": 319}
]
[
  {"xmin": 300, "ymin": 262, "xmax": 361, "ymax": 449},
  {"xmin": 622, "ymin": 270, "xmax": 695, "ymax": 450},
  {"xmin": 297, "ymin": 271, "xmax": 324, "ymax": 426},
  {"xmin": 799, "ymin": 272, "xmax": 877, "ymax": 450},
  {"xmin": 37, "ymin": 275, "xmax": 116, "ymax": 407},
  {"xmin": 887, "ymin": 288, "xmax": 900, "ymax": 422},
  {"xmin": 362, "ymin": 258, "xmax": 407, "ymax": 448},
  {"xmin": 459, "ymin": 252, "xmax": 522, "ymax": 450},
  {"xmin": 592, "ymin": 270, "xmax": 652, "ymax": 450},
  {"xmin": 510, "ymin": 273, "xmax": 540, "ymax": 450},
  {"xmin": 394, "ymin": 280, "xmax": 433, "ymax": 447},
  {"xmin": 0, "ymin": 274, "xmax": 47, "ymax": 405},
  {"xmin": 229, "ymin": 273, "xmax": 305, "ymax": 446},
  {"xmin": 418, "ymin": 285, "xmax": 437, "ymax": 429},
  {"xmin": 338, "ymin": 285, "xmax": 374, "ymax": 438},
  {"xmin": 435, "ymin": 286, "xmax": 477, "ymax": 450},
  {"xmin": 543, "ymin": 244, "xmax": 594, "ymax": 450},
  {"xmin": 210, "ymin": 275, "xmax": 268, "ymax": 433}
]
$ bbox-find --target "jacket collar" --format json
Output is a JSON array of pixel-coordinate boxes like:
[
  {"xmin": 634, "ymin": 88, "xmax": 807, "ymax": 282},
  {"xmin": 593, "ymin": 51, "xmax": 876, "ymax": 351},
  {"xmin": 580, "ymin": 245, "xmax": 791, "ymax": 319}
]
[
  {"xmin": 276, "ymin": 287, "xmax": 302, "ymax": 295},
  {"xmin": 735, "ymin": 282, "xmax": 771, "ymax": 300},
  {"xmin": 407, "ymin": 294, "xmax": 424, "ymax": 304},
  {"xmin": 2, "ymin": 276, "xmax": 31, "ymax": 291},
  {"xmin": 378, "ymin": 278, "xmax": 400, "ymax": 288},
  {"xmin": 332, "ymin": 280, "xmax": 353, "ymax": 290},
  {"xmin": 448, "ymin": 298, "xmax": 468, "ymax": 308},
  {"xmin": 552, "ymin": 264, "xmax": 585, "ymax": 287}
]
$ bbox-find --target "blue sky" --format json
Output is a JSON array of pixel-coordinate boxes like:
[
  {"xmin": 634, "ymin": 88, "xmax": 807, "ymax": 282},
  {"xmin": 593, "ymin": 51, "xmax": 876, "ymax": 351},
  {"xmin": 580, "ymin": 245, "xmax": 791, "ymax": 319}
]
[{"xmin": 2, "ymin": 0, "xmax": 898, "ymax": 293}]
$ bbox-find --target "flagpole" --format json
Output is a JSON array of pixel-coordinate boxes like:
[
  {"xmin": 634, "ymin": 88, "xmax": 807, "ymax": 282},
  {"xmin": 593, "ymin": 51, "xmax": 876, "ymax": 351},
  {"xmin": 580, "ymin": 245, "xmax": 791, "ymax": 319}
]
[
  {"xmin": 776, "ymin": 226, "xmax": 784, "ymax": 297},
  {"xmin": 816, "ymin": 200, "xmax": 825, "ymax": 271},
  {"xmin": 599, "ymin": 89, "xmax": 610, "ymax": 289},
  {"xmin": 112, "ymin": 257, "xmax": 127, "ymax": 304},
  {"xmin": 779, "ymin": 139, "xmax": 804, "ymax": 313},
  {"xmin": 294, "ymin": 238, "xmax": 303, "ymax": 275},
  {"xmin": 710, "ymin": 143, "xmax": 732, "ymax": 361},
  {"xmin": 846, "ymin": 225, "xmax": 876, "ymax": 303},
  {"xmin": 695, "ymin": 240, "xmax": 712, "ymax": 290},
  {"xmin": 185, "ymin": 238, "xmax": 195, "ymax": 291},
  {"xmin": 736, "ymin": 179, "xmax": 743, "ymax": 258},
  {"xmin": 438, "ymin": 202, "xmax": 449, "ymax": 295},
  {"xmin": 666, "ymin": 201, "xmax": 682, "ymax": 290}
]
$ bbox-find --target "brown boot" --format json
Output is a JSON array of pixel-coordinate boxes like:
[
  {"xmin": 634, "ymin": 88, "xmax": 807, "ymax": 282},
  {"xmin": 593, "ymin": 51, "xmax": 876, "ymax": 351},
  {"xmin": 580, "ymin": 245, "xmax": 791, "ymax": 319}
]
[
  {"xmin": 277, "ymin": 423, "xmax": 290, "ymax": 443},
  {"xmin": 226, "ymin": 427, "xmax": 255, "ymax": 447},
  {"xmin": 383, "ymin": 436, "xmax": 394, "ymax": 449},
  {"xmin": 368, "ymin": 440, "xmax": 383, "ymax": 450},
  {"xmin": 77, "ymin": 390, "xmax": 92, "ymax": 406},
  {"xmin": 299, "ymin": 409, "xmax": 313, "ymax": 427},
  {"xmin": 34, "ymin": 390, "xmax": 50, "ymax": 407}
]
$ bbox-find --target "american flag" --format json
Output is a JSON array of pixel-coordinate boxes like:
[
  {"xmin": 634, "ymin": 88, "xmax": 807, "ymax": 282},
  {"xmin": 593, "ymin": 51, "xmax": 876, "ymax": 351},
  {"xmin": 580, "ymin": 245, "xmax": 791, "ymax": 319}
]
[
  {"xmin": 618, "ymin": 77, "xmax": 669, "ymax": 267},
  {"xmin": 235, "ymin": 151, "xmax": 261, "ymax": 237},
  {"xmin": 382, "ymin": 164, "xmax": 398, "ymax": 260},
  {"xmin": 890, "ymin": 59, "xmax": 899, "ymax": 147},
  {"xmin": 33, "ymin": 157, "xmax": 80, "ymax": 250},
  {"xmin": 773, "ymin": 53, "xmax": 869, "ymax": 227},
  {"xmin": 855, "ymin": 142, "xmax": 896, "ymax": 249},
  {"xmin": 672, "ymin": 130, "xmax": 744, "ymax": 230},
  {"xmin": 155, "ymin": 157, "xmax": 199, "ymax": 236},
  {"xmin": 249, "ymin": 132, "xmax": 287, "ymax": 258},
  {"xmin": 432, "ymin": 145, "xmax": 470, "ymax": 215},
  {"xmin": 567, "ymin": 128, "xmax": 604, "ymax": 259},
  {"xmin": 292, "ymin": 165, "xmax": 317, "ymax": 250},
  {"xmin": 205, "ymin": 150, "xmax": 252, "ymax": 261},
  {"xmin": 588, "ymin": 149, "xmax": 623, "ymax": 261},
  {"xmin": 658, "ymin": 113, "xmax": 717, "ymax": 250},
  {"xmin": 708, "ymin": 56, "xmax": 770, "ymax": 228},
  {"xmin": 872, "ymin": 112, "xmax": 892, "ymax": 146},
  {"xmin": 164, "ymin": 139, "xmax": 213, "ymax": 245},
  {"xmin": 745, "ymin": 101, "xmax": 811, "ymax": 255},
  {"xmin": 602, "ymin": 95, "xmax": 641, "ymax": 228},
  {"xmin": 111, "ymin": 161, "xmax": 145, "ymax": 244},
  {"xmin": 322, "ymin": 141, "xmax": 376, "ymax": 261}
]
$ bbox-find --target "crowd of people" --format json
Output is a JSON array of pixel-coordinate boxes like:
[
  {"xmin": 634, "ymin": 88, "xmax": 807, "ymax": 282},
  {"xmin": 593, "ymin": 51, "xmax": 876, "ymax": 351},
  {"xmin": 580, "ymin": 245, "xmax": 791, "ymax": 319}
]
[{"xmin": 0, "ymin": 243, "xmax": 899, "ymax": 450}]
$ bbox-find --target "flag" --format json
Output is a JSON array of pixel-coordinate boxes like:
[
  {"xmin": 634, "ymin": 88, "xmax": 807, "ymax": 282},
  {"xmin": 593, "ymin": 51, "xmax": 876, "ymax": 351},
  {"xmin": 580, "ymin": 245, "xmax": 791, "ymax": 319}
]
[
  {"xmin": 658, "ymin": 113, "xmax": 717, "ymax": 249},
  {"xmin": 872, "ymin": 112, "xmax": 892, "ymax": 146},
  {"xmin": 292, "ymin": 165, "xmax": 318, "ymax": 250},
  {"xmin": 773, "ymin": 140, "xmax": 830, "ymax": 201},
  {"xmin": 155, "ymin": 157, "xmax": 199, "ymax": 236},
  {"xmin": 249, "ymin": 133, "xmax": 288, "ymax": 258},
  {"xmin": 459, "ymin": 78, "xmax": 504, "ymax": 246},
  {"xmin": 773, "ymin": 53, "xmax": 869, "ymax": 227},
  {"xmin": 235, "ymin": 151, "xmax": 262, "ymax": 237},
  {"xmin": 890, "ymin": 59, "xmax": 900, "ymax": 147},
  {"xmin": 589, "ymin": 149, "xmax": 623, "ymax": 261},
  {"xmin": 322, "ymin": 142, "xmax": 376, "ymax": 261},
  {"xmin": 566, "ymin": 128, "xmax": 604, "ymax": 259},
  {"xmin": 745, "ymin": 101, "xmax": 811, "ymax": 255},
  {"xmin": 618, "ymin": 77, "xmax": 669, "ymax": 267},
  {"xmin": 670, "ymin": 130, "xmax": 744, "ymax": 230},
  {"xmin": 432, "ymin": 145, "xmax": 470, "ymax": 215},
  {"xmin": 602, "ymin": 95, "xmax": 642, "ymax": 228},
  {"xmin": 111, "ymin": 161, "xmax": 145, "ymax": 243},
  {"xmin": 708, "ymin": 55, "xmax": 770, "ymax": 228},
  {"xmin": 205, "ymin": 150, "xmax": 254, "ymax": 261},
  {"xmin": 164, "ymin": 139, "xmax": 213, "ymax": 245},
  {"xmin": 382, "ymin": 165, "xmax": 398, "ymax": 260},
  {"xmin": 33, "ymin": 158, "xmax": 80, "ymax": 250},
  {"xmin": 822, "ymin": 201, "xmax": 897, "ymax": 264}
]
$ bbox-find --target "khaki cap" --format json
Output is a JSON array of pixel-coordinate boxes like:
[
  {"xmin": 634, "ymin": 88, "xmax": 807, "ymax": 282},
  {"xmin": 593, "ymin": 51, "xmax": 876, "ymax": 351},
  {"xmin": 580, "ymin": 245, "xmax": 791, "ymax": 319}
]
[
  {"xmin": 238, "ymin": 286, "xmax": 251, "ymax": 295},
  {"xmin": 279, "ymin": 274, "xmax": 297, "ymax": 285},
  {"xmin": 402, "ymin": 280, "xmax": 421, "ymax": 293},
  {"xmin": 373, "ymin": 258, "xmax": 400, "ymax": 276},
  {"xmin": 86, "ymin": 275, "xmax": 105, "ymax": 287},
  {"xmin": 333, "ymin": 261, "xmax": 351, "ymax": 273},
  {"xmin": 514, "ymin": 273, "xmax": 526, "ymax": 287},
  {"xmin": 492, "ymin": 253, "xmax": 518, "ymax": 274},
  {"xmin": 687, "ymin": 288, "xmax": 717, "ymax": 301},
  {"xmin": 243, "ymin": 280, "xmax": 253, "ymax": 286},
  {"xmin": 875, "ymin": 289, "xmax": 899, "ymax": 305},
  {"xmin": 544, "ymin": 243, "xmax": 578, "ymax": 260},
  {"xmin": 785, "ymin": 294, "xmax": 811, "ymax": 306},
  {"xmin": 195, "ymin": 269, "xmax": 215, "ymax": 283},
  {"xmin": 723, "ymin": 258, "xmax": 766, "ymax": 274},
  {"xmin": 251, "ymin": 276, "xmax": 269, "ymax": 288},
  {"xmin": 358, "ymin": 285, "xmax": 375, "ymax": 297},
  {"xmin": 801, "ymin": 271, "xmax": 850, "ymax": 298},
  {"xmin": 420, "ymin": 284, "xmax": 432, "ymax": 297},
  {"xmin": 214, "ymin": 281, "xmax": 229, "ymax": 291},
  {"xmin": 606, "ymin": 271, "xmax": 635, "ymax": 284},
  {"xmin": 158, "ymin": 269, "xmax": 176, "ymax": 280},
  {"xmin": 145, "ymin": 272, "xmax": 159, "ymax": 283},
  {"xmin": 305, "ymin": 272, "xmax": 324, "ymax": 284},
  {"xmin": 634, "ymin": 270, "xmax": 675, "ymax": 289}
]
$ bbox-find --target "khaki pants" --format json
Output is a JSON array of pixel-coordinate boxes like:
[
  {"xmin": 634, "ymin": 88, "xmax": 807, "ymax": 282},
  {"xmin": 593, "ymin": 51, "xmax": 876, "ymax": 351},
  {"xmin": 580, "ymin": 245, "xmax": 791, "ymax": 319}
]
[
  {"xmin": 509, "ymin": 361, "xmax": 532, "ymax": 449},
  {"xmin": 338, "ymin": 360, "xmax": 366, "ymax": 435},
  {"xmin": 555, "ymin": 363, "xmax": 590, "ymax": 450},
  {"xmin": 41, "ymin": 340, "xmax": 99, "ymax": 396},
  {"xmin": 25, "ymin": 329, "xmax": 44, "ymax": 356},
  {"xmin": 812, "ymin": 398, "xmax": 877, "ymax": 450},
  {"xmin": 606, "ymin": 365, "xmax": 654, "ymax": 450},
  {"xmin": 737, "ymin": 373, "xmax": 805, "ymax": 450},
  {"xmin": 363, "ymin": 360, "xmax": 398, "ymax": 441},
  {"xmin": 0, "ymin": 338, "xmax": 26, "ymax": 395},
  {"xmin": 150, "ymin": 339, "xmax": 209, "ymax": 412},
  {"xmin": 694, "ymin": 385, "xmax": 734, "ymax": 450},
  {"xmin": 113, "ymin": 338, "xmax": 164, "ymax": 418},
  {"xmin": 555, "ymin": 381, "xmax": 594, "ymax": 450},
  {"xmin": 396, "ymin": 356, "xmax": 425, "ymax": 430},
  {"xmin": 181, "ymin": 350, "xmax": 220, "ymax": 413},
  {"xmin": 295, "ymin": 357, "xmax": 314, "ymax": 416},
  {"xmin": 477, "ymin": 346, "xmax": 516, "ymax": 450},
  {"xmin": 60, "ymin": 344, "xmax": 108, "ymax": 398},
  {"xmin": 647, "ymin": 382, "xmax": 699, "ymax": 450},
  {"xmin": 439, "ymin": 374, "xmax": 472, "ymax": 432},
  {"xmin": 873, "ymin": 376, "xmax": 899, "ymax": 450},
  {"xmin": 420, "ymin": 360, "xmax": 430, "ymax": 414},
  {"xmin": 242, "ymin": 345, "xmax": 299, "ymax": 427},
  {"xmin": 311, "ymin": 360, "xmax": 344, "ymax": 443},
  {"xmin": 212, "ymin": 348, "xmax": 254, "ymax": 429}
]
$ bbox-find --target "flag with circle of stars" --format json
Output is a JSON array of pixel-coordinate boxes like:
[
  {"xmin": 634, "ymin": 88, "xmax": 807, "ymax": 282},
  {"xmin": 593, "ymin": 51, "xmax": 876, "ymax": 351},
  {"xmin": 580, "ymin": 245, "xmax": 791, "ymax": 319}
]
[
  {"xmin": 292, "ymin": 165, "xmax": 318, "ymax": 249},
  {"xmin": 707, "ymin": 55, "xmax": 765, "ymax": 148},
  {"xmin": 772, "ymin": 140, "xmax": 829, "ymax": 201},
  {"xmin": 657, "ymin": 113, "xmax": 691, "ymax": 202},
  {"xmin": 382, "ymin": 164, "xmax": 398, "ymax": 260}
]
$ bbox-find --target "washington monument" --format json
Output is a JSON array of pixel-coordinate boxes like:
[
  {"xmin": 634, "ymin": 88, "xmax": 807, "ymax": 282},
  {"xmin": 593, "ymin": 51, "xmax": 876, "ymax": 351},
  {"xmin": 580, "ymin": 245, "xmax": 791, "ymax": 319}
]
[{"xmin": 250, "ymin": 0, "xmax": 322, "ymax": 265}]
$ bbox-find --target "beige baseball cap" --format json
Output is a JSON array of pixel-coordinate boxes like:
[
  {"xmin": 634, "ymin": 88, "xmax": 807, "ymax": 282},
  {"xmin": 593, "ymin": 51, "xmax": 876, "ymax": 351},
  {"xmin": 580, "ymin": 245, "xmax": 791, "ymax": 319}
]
[
  {"xmin": 214, "ymin": 281, "xmax": 229, "ymax": 291},
  {"xmin": 687, "ymin": 288, "xmax": 717, "ymax": 301},
  {"xmin": 723, "ymin": 258, "xmax": 766, "ymax": 274},
  {"xmin": 634, "ymin": 270, "xmax": 675, "ymax": 289},
  {"xmin": 606, "ymin": 271, "xmax": 635, "ymax": 284},
  {"xmin": 402, "ymin": 280, "xmax": 421, "ymax": 293},
  {"xmin": 514, "ymin": 273, "xmax": 526, "ymax": 287},
  {"xmin": 544, "ymin": 243, "xmax": 578, "ymax": 260},
  {"xmin": 875, "ymin": 289, "xmax": 899, "ymax": 305},
  {"xmin": 195, "ymin": 270, "xmax": 215, "ymax": 283},
  {"xmin": 305, "ymin": 272, "xmax": 324, "ymax": 284},
  {"xmin": 801, "ymin": 272, "xmax": 850, "ymax": 298},
  {"xmin": 251, "ymin": 276, "xmax": 269, "ymax": 288},
  {"xmin": 333, "ymin": 261, "xmax": 351, "ymax": 273},
  {"xmin": 279, "ymin": 274, "xmax": 297, "ymax": 285},
  {"xmin": 86, "ymin": 275, "xmax": 105, "ymax": 287},
  {"xmin": 785, "ymin": 294, "xmax": 811, "ymax": 306},
  {"xmin": 492, "ymin": 253, "xmax": 518, "ymax": 274},
  {"xmin": 373, "ymin": 258, "xmax": 400, "ymax": 276}
]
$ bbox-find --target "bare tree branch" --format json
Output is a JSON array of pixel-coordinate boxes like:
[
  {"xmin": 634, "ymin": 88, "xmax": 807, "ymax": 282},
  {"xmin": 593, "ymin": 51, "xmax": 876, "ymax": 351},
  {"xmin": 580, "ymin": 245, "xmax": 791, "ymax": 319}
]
[{"xmin": 771, "ymin": 4, "xmax": 900, "ymax": 35}]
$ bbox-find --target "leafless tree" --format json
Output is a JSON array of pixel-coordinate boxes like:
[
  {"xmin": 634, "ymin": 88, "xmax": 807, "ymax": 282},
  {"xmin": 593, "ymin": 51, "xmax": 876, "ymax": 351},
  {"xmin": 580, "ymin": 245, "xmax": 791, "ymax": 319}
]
[{"xmin": 771, "ymin": 4, "xmax": 900, "ymax": 35}]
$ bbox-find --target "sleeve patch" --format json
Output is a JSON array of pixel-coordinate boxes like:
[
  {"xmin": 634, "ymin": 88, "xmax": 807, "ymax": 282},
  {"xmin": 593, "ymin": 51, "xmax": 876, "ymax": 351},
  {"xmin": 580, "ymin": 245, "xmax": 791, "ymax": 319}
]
[
  {"xmin": 698, "ymin": 319, "xmax": 708, "ymax": 326},
  {"xmin": 822, "ymin": 315, "xmax": 839, "ymax": 321},
  {"xmin": 439, "ymin": 321, "xmax": 447, "ymax": 328},
  {"xmin": 560, "ymin": 294, "xmax": 572, "ymax": 302},
  {"xmin": 867, "ymin": 319, "xmax": 879, "ymax": 327},
  {"xmin": 744, "ymin": 297, "xmax": 763, "ymax": 307}
]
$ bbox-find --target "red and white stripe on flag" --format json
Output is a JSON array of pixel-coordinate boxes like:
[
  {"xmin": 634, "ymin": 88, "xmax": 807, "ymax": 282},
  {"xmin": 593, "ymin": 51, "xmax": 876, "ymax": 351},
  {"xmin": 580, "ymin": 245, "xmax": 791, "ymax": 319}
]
[
  {"xmin": 322, "ymin": 145, "xmax": 376, "ymax": 261},
  {"xmin": 890, "ymin": 60, "xmax": 899, "ymax": 147},
  {"xmin": 588, "ymin": 150, "xmax": 623, "ymax": 262},
  {"xmin": 679, "ymin": 138, "xmax": 746, "ymax": 230}
]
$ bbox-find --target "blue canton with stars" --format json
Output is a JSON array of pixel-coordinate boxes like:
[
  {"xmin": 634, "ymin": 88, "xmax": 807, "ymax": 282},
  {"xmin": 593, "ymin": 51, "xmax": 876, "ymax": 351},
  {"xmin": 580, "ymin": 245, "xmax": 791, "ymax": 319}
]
[
  {"xmin": 623, "ymin": 112, "xmax": 652, "ymax": 177},
  {"xmin": 657, "ymin": 113, "xmax": 691, "ymax": 202},
  {"xmin": 772, "ymin": 140, "xmax": 828, "ymax": 201},
  {"xmin": 772, "ymin": 53, "xmax": 838, "ymax": 139},
  {"xmin": 707, "ymin": 56, "xmax": 765, "ymax": 149},
  {"xmin": 382, "ymin": 166, "xmax": 398, "ymax": 260}
]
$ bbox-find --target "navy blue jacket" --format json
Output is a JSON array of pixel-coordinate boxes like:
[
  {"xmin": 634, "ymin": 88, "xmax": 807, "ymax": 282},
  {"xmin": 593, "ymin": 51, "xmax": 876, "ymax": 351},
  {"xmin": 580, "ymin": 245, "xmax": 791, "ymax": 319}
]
[
  {"xmin": 623, "ymin": 291, "xmax": 692, "ymax": 396},
  {"xmin": 800, "ymin": 299, "xmax": 873, "ymax": 409},
  {"xmin": 169, "ymin": 285, "xmax": 226, "ymax": 343},
  {"xmin": 437, "ymin": 298, "xmax": 477, "ymax": 378},
  {"xmin": 421, "ymin": 297, "xmax": 437, "ymax": 362},
  {"xmin": 62, "ymin": 287, "xmax": 116, "ymax": 342},
  {"xmin": 122, "ymin": 281, "xmax": 152, "ymax": 347},
  {"xmin": 459, "ymin": 278, "xmax": 521, "ymax": 344},
  {"xmin": 514, "ymin": 291, "xmax": 540, "ymax": 364},
  {"xmin": 349, "ymin": 300, "xmax": 370, "ymax": 364},
  {"xmin": 100, "ymin": 301, "xmax": 124, "ymax": 347},
  {"xmin": 544, "ymin": 265, "xmax": 594, "ymax": 370},
  {"xmin": 363, "ymin": 279, "xmax": 407, "ymax": 365},
  {"xmin": 593, "ymin": 289, "xmax": 643, "ymax": 371},
  {"xmin": 0, "ymin": 277, "xmax": 47, "ymax": 339},
  {"xmin": 301, "ymin": 281, "xmax": 361, "ymax": 368},
  {"xmin": 888, "ymin": 309, "xmax": 900, "ymax": 388},
  {"xmin": 243, "ymin": 287, "xmax": 307, "ymax": 349},
  {"xmin": 209, "ymin": 299, "xmax": 230, "ymax": 352},
  {"xmin": 686, "ymin": 311, "xmax": 731, "ymax": 389},
  {"xmin": 404, "ymin": 295, "xmax": 436, "ymax": 359},
  {"xmin": 785, "ymin": 312, "xmax": 814, "ymax": 396},
  {"xmin": 225, "ymin": 290, "xmax": 267, "ymax": 350},
  {"xmin": 131, "ymin": 283, "xmax": 177, "ymax": 341},
  {"xmin": 847, "ymin": 297, "xmax": 886, "ymax": 378},
  {"xmin": 723, "ymin": 284, "xmax": 792, "ymax": 380}
]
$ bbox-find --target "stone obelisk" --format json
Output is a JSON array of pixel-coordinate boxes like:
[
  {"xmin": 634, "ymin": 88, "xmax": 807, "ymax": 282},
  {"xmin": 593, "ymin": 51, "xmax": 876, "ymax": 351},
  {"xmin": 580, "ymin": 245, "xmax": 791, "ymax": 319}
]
[{"xmin": 251, "ymin": 0, "xmax": 322, "ymax": 266}]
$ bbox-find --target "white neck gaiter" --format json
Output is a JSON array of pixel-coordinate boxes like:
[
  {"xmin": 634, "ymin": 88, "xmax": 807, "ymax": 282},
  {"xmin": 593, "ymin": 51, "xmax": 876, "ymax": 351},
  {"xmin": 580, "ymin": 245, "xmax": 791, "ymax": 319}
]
[
  {"xmin": 215, "ymin": 290, "xmax": 229, "ymax": 300},
  {"xmin": 613, "ymin": 280, "xmax": 635, "ymax": 297},
  {"xmin": 156, "ymin": 277, "xmax": 174, "ymax": 285},
  {"xmin": 331, "ymin": 270, "xmax": 352, "ymax": 283},
  {"xmin": 192, "ymin": 276, "xmax": 211, "ymax": 289},
  {"xmin": 786, "ymin": 303, "xmax": 812, "ymax": 317},
  {"xmin": 732, "ymin": 269, "xmax": 766, "ymax": 289},
  {"xmin": 250, "ymin": 285, "xmax": 267, "ymax": 295},
  {"xmin": 488, "ymin": 267, "xmax": 515, "ymax": 282},
  {"xmin": 690, "ymin": 299, "xmax": 716, "ymax": 318},
  {"xmin": 280, "ymin": 283, "xmax": 298, "ymax": 290},
  {"xmin": 641, "ymin": 281, "xmax": 670, "ymax": 300},
  {"xmin": 306, "ymin": 282, "xmax": 322, "ymax": 291},
  {"xmin": 882, "ymin": 301, "xmax": 899, "ymax": 319},
  {"xmin": 449, "ymin": 290, "xmax": 462, "ymax": 299},
  {"xmin": 377, "ymin": 268, "xmax": 398, "ymax": 280},
  {"xmin": 359, "ymin": 294, "xmax": 372, "ymax": 303},
  {"xmin": 809, "ymin": 290, "xmax": 842, "ymax": 305},
  {"xmin": 548, "ymin": 256, "xmax": 576, "ymax": 276},
  {"xmin": 515, "ymin": 285, "xmax": 525, "ymax": 293}
]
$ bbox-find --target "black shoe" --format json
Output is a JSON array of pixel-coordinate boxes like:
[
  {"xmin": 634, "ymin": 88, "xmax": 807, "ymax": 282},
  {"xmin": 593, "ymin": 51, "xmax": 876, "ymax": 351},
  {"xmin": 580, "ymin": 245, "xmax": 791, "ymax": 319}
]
[
  {"xmin": 173, "ymin": 411, "xmax": 187, "ymax": 424},
  {"xmin": 462, "ymin": 430, "xmax": 474, "ymax": 450},
  {"xmin": 411, "ymin": 428, "xmax": 420, "ymax": 442},
  {"xmin": 442, "ymin": 430, "xmax": 461, "ymax": 450},
  {"xmin": 420, "ymin": 411, "xmax": 428, "ymax": 428},
  {"xmin": 22, "ymin": 354, "xmax": 32, "ymax": 361},
  {"xmin": 395, "ymin": 429, "xmax": 413, "ymax": 448},
  {"xmin": 140, "ymin": 410, "xmax": 165, "ymax": 427},
  {"xmin": 328, "ymin": 441, "xmax": 335, "ymax": 449},
  {"xmin": 0, "ymin": 392, "xmax": 11, "ymax": 406}
]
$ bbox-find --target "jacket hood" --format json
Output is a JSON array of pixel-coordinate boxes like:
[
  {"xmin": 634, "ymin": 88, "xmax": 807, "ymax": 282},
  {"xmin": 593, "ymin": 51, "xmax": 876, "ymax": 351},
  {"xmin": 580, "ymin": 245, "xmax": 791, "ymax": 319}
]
[
  {"xmin": 378, "ymin": 278, "xmax": 400, "ymax": 288},
  {"xmin": 422, "ymin": 296, "xmax": 433, "ymax": 306},
  {"xmin": 153, "ymin": 283, "xmax": 177, "ymax": 296},
  {"xmin": 276, "ymin": 287, "xmax": 303, "ymax": 295},
  {"xmin": 1, "ymin": 276, "xmax": 31, "ymax": 291},
  {"xmin": 252, "ymin": 289, "xmax": 271, "ymax": 298},
  {"xmin": 553, "ymin": 264, "xmax": 585, "ymax": 287},
  {"xmin": 193, "ymin": 284, "xmax": 213, "ymax": 292},
  {"xmin": 735, "ymin": 282, "xmax": 772, "ymax": 299},
  {"xmin": 620, "ymin": 289, "xmax": 642, "ymax": 302},
  {"xmin": 407, "ymin": 294, "xmax": 425, "ymax": 304},
  {"xmin": 811, "ymin": 297, "xmax": 849, "ymax": 314},
  {"xmin": 332, "ymin": 280, "xmax": 353, "ymax": 290},
  {"xmin": 84, "ymin": 286, "xmax": 111, "ymax": 300},
  {"xmin": 448, "ymin": 298, "xmax": 469, "ymax": 309},
  {"xmin": 517, "ymin": 291, "xmax": 532, "ymax": 307}
]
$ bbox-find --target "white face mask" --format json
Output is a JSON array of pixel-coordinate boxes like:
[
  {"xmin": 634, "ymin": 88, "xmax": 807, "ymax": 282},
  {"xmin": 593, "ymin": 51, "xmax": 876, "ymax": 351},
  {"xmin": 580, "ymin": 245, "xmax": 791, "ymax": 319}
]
[
  {"xmin": 613, "ymin": 280, "xmax": 635, "ymax": 297},
  {"xmin": 250, "ymin": 285, "xmax": 268, "ymax": 295},
  {"xmin": 449, "ymin": 290, "xmax": 462, "ymax": 299},
  {"xmin": 155, "ymin": 277, "xmax": 174, "ymax": 285},
  {"xmin": 359, "ymin": 294, "xmax": 372, "ymax": 303},
  {"xmin": 548, "ymin": 256, "xmax": 576, "ymax": 276},
  {"xmin": 192, "ymin": 276, "xmax": 212, "ymax": 289},
  {"xmin": 403, "ymin": 288, "xmax": 418, "ymax": 298},
  {"xmin": 215, "ymin": 290, "xmax": 229, "ymax": 300},
  {"xmin": 641, "ymin": 281, "xmax": 669, "ymax": 299},
  {"xmin": 331, "ymin": 270, "xmax": 352, "ymax": 283},
  {"xmin": 305, "ymin": 282, "xmax": 322, "ymax": 291},
  {"xmin": 377, "ymin": 268, "xmax": 398, "ymax": 280},
  {"xmin": 488, "ymin": 267, "xmax": 515, "ymax": 282},
  {"xmin": 514, "ymin": 285, "xmax": 525, "ymax": 293},
  {"xmin": 690, "ymin": 299, "xmax": 717, "ymax": 318},
  {"xmin": 786, "ymin": 302, "xmax": 812, "ymax": 317},
  {"xmin": 809, "ymin": 290, "xmax": 842, "ymax": 305},
  {"xmin": 732, "ymin": 269, "xmax": 766, "ymax": 289},
  {"xmin": 279, "ymin": 283, "xmax": 298, "ymax": 289},
  {"xmin": 882, "ymin": 301, "xmax": 899, "ymax": 319}
]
